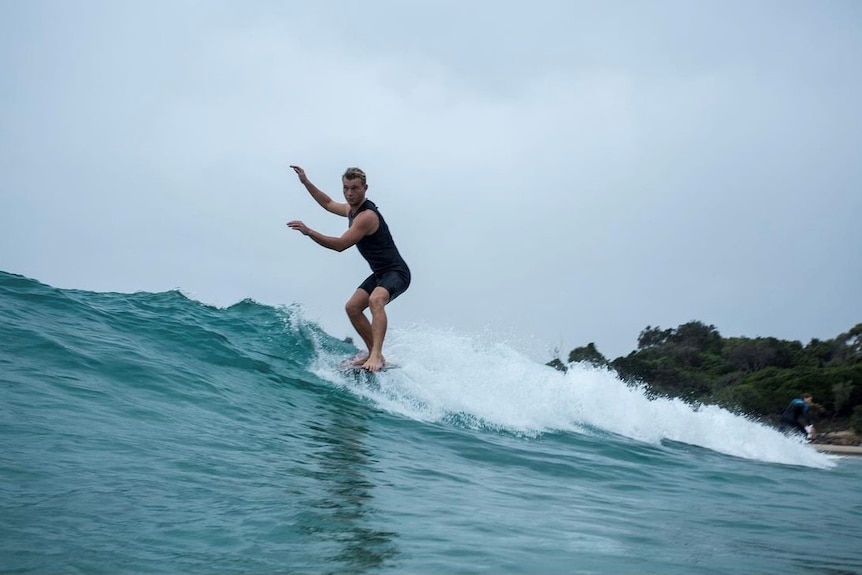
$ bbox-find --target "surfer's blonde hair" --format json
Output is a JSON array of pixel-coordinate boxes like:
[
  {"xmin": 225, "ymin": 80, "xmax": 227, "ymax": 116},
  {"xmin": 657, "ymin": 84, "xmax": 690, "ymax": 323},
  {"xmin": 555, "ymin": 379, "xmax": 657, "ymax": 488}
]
[{"xmin": 342, "ymin": 167, "xmax": 367, "ymax": 185}]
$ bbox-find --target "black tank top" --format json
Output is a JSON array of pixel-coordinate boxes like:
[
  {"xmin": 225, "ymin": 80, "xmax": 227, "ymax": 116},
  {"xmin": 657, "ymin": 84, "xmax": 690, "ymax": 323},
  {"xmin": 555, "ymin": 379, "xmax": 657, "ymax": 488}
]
[{"xmin": 348, "ymin": 200, "xmax": 409, "ymax": 275}]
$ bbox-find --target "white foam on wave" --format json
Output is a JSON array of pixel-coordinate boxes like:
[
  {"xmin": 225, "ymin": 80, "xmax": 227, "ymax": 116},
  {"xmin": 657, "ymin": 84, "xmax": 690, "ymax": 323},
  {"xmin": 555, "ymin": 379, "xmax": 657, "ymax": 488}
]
[{"xmin": 314, "ymin": 324, "xmax": 834, "ymax": 469}]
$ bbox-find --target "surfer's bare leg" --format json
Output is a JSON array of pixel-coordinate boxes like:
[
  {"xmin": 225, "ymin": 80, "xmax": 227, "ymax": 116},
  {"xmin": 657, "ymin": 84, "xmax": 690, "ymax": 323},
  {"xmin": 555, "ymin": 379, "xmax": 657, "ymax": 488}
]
[
  {"xmin": 345, "ymin": 289, "xmax": 373, "ymax": 364},
  {"xmin": 361, "ymin": 287, "xmax": 390, "ymax": 372}
]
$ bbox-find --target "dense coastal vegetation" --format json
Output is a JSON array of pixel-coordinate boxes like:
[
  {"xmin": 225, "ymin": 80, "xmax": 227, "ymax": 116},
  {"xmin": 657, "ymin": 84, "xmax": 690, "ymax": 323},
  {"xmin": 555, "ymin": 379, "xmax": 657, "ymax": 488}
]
[{"xmin": 549, "ymin": 322, "xmax": 862, "ymax": 435}]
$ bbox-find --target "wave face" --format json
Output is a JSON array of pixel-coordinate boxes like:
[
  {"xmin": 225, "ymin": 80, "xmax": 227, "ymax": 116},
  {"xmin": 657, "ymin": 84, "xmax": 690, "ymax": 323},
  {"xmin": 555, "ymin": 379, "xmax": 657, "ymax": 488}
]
[{"xmin": 2, "ymin": 270, "xmax": 860, "ymax": 574}]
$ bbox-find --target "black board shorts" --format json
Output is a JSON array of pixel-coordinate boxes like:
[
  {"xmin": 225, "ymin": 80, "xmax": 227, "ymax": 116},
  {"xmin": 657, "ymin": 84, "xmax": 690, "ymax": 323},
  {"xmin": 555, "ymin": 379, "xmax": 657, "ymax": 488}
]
[{"xmin": 357, "ymin": 269, "xmax": 411, "ymax": 301}]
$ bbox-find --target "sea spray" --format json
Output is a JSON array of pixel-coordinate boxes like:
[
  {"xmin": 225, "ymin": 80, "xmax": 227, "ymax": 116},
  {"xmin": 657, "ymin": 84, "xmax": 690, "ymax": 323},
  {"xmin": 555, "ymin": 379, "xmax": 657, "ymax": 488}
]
[{"xmin": 314, "ymin": 323, "xmax": 833, "ymax": 468}]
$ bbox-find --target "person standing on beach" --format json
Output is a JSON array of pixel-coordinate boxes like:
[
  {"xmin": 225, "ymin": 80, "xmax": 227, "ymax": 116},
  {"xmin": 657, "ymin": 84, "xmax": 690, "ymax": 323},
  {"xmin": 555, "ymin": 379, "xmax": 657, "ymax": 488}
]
[
  {"xmin": 286, "ymin": 165, "xmax": 411, "ymax": 372},
  {"xmin": 780, "ymin": 393, "xmax": 815, "ymax": 439}
]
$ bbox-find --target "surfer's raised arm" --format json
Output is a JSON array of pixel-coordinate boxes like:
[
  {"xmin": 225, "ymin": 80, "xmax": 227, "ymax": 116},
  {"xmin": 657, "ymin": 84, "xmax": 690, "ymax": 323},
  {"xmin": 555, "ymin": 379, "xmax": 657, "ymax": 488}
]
[{"xmin": 289, "ymin": 165, "xmax": 349, "ymax": 217}]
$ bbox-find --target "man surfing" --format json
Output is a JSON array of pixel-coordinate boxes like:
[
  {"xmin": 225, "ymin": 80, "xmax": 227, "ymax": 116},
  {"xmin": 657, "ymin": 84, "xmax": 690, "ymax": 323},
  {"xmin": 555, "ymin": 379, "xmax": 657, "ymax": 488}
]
[
  {"xmin": 780, "ymin": 393, "xmax": 816, "ymax": 440},
  {"xmin": 287, "ymin": 165, "xmax": 411, "ymax": 372}
]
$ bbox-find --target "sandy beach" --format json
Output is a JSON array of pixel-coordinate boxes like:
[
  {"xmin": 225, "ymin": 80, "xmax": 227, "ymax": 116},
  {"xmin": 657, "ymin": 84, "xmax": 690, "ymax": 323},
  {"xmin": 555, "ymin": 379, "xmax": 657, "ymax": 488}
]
[{"xmin": 812, "ymin": 444, "xmax": 862, "ymax": 456}]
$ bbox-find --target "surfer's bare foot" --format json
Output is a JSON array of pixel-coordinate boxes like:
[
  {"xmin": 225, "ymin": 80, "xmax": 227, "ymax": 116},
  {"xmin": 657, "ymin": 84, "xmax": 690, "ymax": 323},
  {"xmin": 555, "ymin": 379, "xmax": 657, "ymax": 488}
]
[
  {"xmin": 349, "ymin": 352, "xmax": 369, "ymax": 366},
  {"xmin": 362, "ymin": 354, "xmax": 385, "ymax": 372}
]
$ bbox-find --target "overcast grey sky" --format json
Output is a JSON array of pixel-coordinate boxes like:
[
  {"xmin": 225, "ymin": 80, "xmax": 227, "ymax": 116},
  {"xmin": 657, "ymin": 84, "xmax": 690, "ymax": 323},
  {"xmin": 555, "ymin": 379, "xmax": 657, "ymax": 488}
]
[{"xmin": 1, "ymin": 0, "xmax": 860, "ymax": 359}]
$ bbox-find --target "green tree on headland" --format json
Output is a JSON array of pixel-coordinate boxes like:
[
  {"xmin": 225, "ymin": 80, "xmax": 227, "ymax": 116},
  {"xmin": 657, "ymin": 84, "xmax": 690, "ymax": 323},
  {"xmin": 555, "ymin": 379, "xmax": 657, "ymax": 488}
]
[{"xmin": 550, "ymin": 321, "xmax": 862, "ymax": 434}]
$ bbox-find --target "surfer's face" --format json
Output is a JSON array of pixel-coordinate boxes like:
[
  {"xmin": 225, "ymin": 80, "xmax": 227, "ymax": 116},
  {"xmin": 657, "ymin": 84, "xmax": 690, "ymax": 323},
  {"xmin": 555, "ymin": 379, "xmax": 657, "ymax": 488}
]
[{"xmin": 342, "ymin": 177, "xmax": 367, "ymax": 206}]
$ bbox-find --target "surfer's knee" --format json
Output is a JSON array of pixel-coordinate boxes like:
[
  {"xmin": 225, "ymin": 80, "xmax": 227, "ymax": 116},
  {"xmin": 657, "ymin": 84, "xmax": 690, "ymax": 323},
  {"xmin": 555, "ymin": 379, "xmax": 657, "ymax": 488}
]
[
  {"xmin": 345, "ymin": 296, "xmax": 368, "ymax": 317},
  {"xmin": 368, "ymin": 291, "xmax": 389, "ymax": 312}
]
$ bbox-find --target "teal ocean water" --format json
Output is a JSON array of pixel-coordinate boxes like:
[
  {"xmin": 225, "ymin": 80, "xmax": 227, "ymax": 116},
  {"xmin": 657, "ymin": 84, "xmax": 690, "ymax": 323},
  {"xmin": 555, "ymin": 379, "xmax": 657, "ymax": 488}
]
[{"xmin": 2, "ymin": 270, "xmax": 861, "ymax": 574}]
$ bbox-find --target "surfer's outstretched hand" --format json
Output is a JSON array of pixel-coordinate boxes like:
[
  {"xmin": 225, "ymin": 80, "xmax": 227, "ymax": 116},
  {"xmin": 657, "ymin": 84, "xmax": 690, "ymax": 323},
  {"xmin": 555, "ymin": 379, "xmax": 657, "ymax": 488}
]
[
  {"xmin": 290, "ymin": 165, "xmax": 309, "ymax": 184},
  {"xmin": 286, "ymin": 220, "xmax": 310, "ymax": 235}
]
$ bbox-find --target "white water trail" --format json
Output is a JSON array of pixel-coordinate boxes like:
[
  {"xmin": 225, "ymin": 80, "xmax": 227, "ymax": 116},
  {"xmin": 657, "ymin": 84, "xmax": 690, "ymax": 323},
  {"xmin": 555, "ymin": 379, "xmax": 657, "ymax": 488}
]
[{"xmin": 313, "ymin": 324, "xmax": 834, "ymax": 469}]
